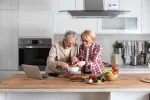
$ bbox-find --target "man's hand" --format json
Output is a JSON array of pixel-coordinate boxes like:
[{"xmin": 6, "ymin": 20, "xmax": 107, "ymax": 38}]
[
  {"xmin": 75, "ymin": 61, "xmax": 86, "ymax": 67},
  {"xmin": 57, "ymin": 61, "xmax": 69, "ymax": 71}
]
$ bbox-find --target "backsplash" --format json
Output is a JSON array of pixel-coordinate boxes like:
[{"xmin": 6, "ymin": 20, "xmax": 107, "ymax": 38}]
[{"xmin": 54, "ymin": 34, "xmax": 150, "ymax": 63}]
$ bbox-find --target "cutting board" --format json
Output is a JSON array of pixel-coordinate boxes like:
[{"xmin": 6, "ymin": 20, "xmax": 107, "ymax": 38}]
[{"xmin": 140, "ymin": 77, "xmax": 150, "ymax": 83}]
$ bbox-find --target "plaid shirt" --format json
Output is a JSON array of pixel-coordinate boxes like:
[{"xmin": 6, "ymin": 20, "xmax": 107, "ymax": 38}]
[{"xmin": 78, "ymin": 43, "xmax": 104, "ymax": 74}]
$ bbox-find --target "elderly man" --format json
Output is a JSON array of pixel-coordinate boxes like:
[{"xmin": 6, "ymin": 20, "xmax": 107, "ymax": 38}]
[{"xmin": 45, "ymin": 30, "xmax": 78, "ymax": 75}]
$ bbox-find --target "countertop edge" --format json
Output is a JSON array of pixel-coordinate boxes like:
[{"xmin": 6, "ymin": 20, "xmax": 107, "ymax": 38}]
[{"xmin": 0, "ymin": 89, "xmax": 150, "ymax": 92}]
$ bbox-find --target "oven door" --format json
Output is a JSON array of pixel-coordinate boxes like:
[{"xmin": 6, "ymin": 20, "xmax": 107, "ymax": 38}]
[{"xmin": 19, "ymin": 46, "xmax": 50, "ymax": 71}]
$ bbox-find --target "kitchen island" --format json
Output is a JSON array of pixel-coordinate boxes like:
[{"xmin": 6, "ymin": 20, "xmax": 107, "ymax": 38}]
[{"xmin": 0, "ymin": 74, "xmax": 150, "ymax": 100}]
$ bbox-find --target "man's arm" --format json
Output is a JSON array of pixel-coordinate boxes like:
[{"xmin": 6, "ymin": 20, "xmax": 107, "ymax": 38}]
[
  {"xmin": 46, "ymin": 45, "xmax": 58, "ymax": 68},
  {"xmin": 46, "ymin": 45, "xmax": 69, "ymax": 71}
]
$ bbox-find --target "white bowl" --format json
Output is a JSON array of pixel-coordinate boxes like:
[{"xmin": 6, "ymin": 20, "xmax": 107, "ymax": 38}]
[{"xmin": 69, "ymin": 67, "xmax": 79, "ymax": 72}]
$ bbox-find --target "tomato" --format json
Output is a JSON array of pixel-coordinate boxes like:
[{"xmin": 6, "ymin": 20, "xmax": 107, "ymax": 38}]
[
  {"xmin": 71, "ymin": 64, "xmax": 75, "ymax": 67},
  {"xmin": 112, "ymin": 66, "xmax": 118, "ymax": 71},
  {"xmin": 71, "ymin": 74, "xmax": 76, "ymax": 76},
  {"xmin": 113, "ymin": 69, "xmax": 118, "ymax": 72},
  {"xmin": 89, "ymin": 75, "xmax": 95, "ymax": 79}
]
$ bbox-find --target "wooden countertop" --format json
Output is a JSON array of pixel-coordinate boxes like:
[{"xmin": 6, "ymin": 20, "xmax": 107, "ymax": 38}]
[{"xmin": 1, "ymin": 74, "xmax": 150, "ymax": 92}]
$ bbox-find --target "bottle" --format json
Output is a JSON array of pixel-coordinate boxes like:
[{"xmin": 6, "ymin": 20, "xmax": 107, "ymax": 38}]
[
  {"xmin": 139, "ymin": 51, "xmax": 144, "ymax": 65},
  {"xmin": 114, "ymin": 54, "xmax": 118, "ymax": 66}
]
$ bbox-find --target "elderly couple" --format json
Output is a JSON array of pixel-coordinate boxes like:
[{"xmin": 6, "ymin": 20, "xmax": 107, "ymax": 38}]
[{"xmin": 45, "ymin": 30, "xmax": 104, "ymax": 75}]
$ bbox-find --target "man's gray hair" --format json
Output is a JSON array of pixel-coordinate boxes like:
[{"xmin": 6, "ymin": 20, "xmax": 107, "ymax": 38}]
[{"xmin": 64, "ymin": 30, "xmax": 77, "ymax": 40}]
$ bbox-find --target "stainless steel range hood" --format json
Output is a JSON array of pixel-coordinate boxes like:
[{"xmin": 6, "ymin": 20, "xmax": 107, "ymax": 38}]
[{"xmin": 59, "ymin": 0, "xmax": 130, "ymax": 18}]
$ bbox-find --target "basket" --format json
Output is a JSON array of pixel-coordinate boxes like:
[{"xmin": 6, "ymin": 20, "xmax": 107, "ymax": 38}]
[{"xmin": 105, "ymin": 74, "xmax": 119, "ymax": 81}]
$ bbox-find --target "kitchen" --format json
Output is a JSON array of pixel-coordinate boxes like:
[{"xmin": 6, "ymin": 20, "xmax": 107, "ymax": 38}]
[{"xmin": 0, "ymin": 0, "xmax": 150, "ymax": 100}]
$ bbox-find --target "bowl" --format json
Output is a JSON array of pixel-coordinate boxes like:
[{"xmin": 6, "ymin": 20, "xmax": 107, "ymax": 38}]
[
  {"xmin": 105, "ymin": 74, "xmax": 119, "ymax": 81},
  {"xmin": 69, "ymin": 67, "xmax": 79, "ymax": 72}
]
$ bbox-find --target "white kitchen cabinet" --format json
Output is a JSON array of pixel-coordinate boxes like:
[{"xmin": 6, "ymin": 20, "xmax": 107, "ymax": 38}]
[
  {"xmin": 19, "ymin": 0, "xmax": 51, "ymax": 10},
  {"xmin": 0, "ymin": 0, "xmax": 18, "ymax": 10},
  {"xmin": 118, "ymin": 0, "xmax": 141, "ymax": 33},
  {"xmin": 141, "ymin": 0, "xmax": 150, "ymax": 34},
  {"xmin": 5, "ymin": 92, "xmax": 109, "ymax": 100},
  {"xmin": 97, "ymin": 0, "xmax": 141, "ymax": 34},
  {"xmin": 53, "ymin": 13, "xmax": 97, "ymax": 34},
  {"xmin": 119, "ymin": 0, "xmax": 141, "ymax": 17},
  {"xmin": 0, "ymin": 71, "xmax": 18, "ymax": 82},
  {"xmin": 19, "ymin": 11, "xmax": 52, "ymax": 37},
  {"xmin": 53, "ymin": 13, "xmax": 72, "ymax": 34},
  {"xmin": 0, "ymin": 11, "xmax": 18, "ymax": 70},
  {"xmin": 51, "ymin": 0, "xmax": 75, "ymax": 12},
  {"xmin": 75, "ymin": 0, "xmax": 84, "ymax": 10},
  {"xmin": 72, "ymin": 18, "xmax": 97, "ymax": 33}
]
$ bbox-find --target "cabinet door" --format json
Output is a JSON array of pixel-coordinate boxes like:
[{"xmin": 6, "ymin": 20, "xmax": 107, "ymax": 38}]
[
  {"xmin": 0, "ymin": 11, "xmax": 18, "ymax": 70},
  {"xmin": 19, "ymin": 11, "xmax": 52, "ymax": 37},
  {"xmin": 19, "ymin": 0, "xmax": 51, "ymax": 10},
  {"xmin": 0, "ymin": 0, "xmax": 18, "ymax": 10},
  {"xmin": 0, "ymin": 71, "xmax": 18, "ymax": 82},
  {"xmin": 75, "ymin": 0, "xmax": 84, "ymax": 10},
  {"xmin": 119, "ymin": 0, "xmax": 141, "ymax": 17},
  {"xmin": 98, "ymin": 17, "xmax": 140, "ymax": 34},
  {"xmin": 72, "ymin": 18, "xmax": 97, "ymax": 33},
  {"xmin": 98, "ymin": 0, "xmax": 141, "ymax": 34},
  {"xmin": 53, "ymin": 13, "xmax": 72, "ymax": 34},
  {"xmin": 51, "ymin": 0, "xmax": 75, "ymax": 12},
  {"xmin": 119, "ymin": 0, "xmax": 141, "ymax": 33},
  {"xmin": 53, "ymin": 13, "xmax": 97, "ymax": 34},
  {"xmin": 142, "ymin": 0, "xmax": 150, "ymax": 33}
]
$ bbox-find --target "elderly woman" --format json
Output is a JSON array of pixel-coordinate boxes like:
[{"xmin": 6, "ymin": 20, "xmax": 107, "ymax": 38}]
[
  {"xmin": 74, "ymin": 30, "xmax": 104, "ymax": 74},
  {"xmin": 45, "ymin": 30, "xmax": 78, "ymax": 74}
]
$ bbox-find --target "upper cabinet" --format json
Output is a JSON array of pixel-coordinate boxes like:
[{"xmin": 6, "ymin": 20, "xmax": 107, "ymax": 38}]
[
  {"xmin": 51, "ymin": 0, "xmax": 75, "ymax": 12},
  {"xmin": 75, "ymin": 0, "xmax": 84, "ymax": 10},
  {"xmin": 18, "ymin": 0, "xmax": 52, "ymax": 37},
  {"xmin": 119, "ymin": 0, "xmax": 141, "ymax": 17},
  {"xmin": 52, "ymin": 0, "xmax": 97, "ymax": 34},
  {"xmin": 0, "ymin": 0, "xmax": 18, "ymax": 10},
  {"xmin": 98, "ymin": 0, "xmax": 142, "ymax": 34},
  {"xmin": 53, "ymin": 13, "xmax": 97, "ymax": 34},
  {"xmin": 141, "ymin": 0, "xmax": 150, "ymax": 34},
  {"xmin": 19, "ymin": 0, "xmax": 51, "ymax": 10},
  {"xmin": 0, "ymin": 11, "xmax": 18, "ymax": 70},
  {"xmin": 19, "ymin": 11, "xmax": 52, "ymax": 37}
]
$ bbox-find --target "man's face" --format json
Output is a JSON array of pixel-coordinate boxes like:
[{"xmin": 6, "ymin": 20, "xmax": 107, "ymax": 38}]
[{"xmin": 64, "ymin": 37, "xmax": 76, "ymax": 48}]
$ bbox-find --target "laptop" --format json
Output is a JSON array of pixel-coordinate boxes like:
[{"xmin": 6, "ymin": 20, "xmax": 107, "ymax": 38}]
[{"xmin": 22, "ymin": 64, "xmax": 48, "ymax": 80}]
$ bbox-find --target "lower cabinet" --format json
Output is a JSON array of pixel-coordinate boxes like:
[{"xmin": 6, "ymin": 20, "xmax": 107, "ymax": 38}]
[
  {"xmin": 0, "ymin": 92, "xmax": 149, "ymax": 100},
  {"xmin": 0, "ymin": 71, "xmax": 18, "ymax": 82},
  {"xmin": 111, "ymin": 92, "xmax": 149, "ymax": 100}
]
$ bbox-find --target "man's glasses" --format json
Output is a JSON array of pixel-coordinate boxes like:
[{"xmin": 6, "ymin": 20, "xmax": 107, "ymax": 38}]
[{"xmin": 65, "ymin": 41, "xmax": 75, "ymax": 47}]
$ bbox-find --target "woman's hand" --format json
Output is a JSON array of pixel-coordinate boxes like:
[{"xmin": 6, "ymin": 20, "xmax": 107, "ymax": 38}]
[
  {"xmin": 75, "ymin": 61, "xmax": 86, "ymax": 67},
  {"xmin": 72, "ymin": 56, "xmax": 79, "ymax": 64}
]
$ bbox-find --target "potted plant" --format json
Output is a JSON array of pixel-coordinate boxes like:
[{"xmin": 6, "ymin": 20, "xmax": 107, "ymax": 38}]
[
  {"xmin": 145, "ymin": 41, "xmax": 150, "ymax": 53},
  {"xmin": 114, "ymin": 41, "xmax": 124, "ymax": 54}
]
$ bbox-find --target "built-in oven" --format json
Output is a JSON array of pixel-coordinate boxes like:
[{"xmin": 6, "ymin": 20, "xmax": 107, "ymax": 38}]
[{"xmin": 19, "ymin": 38, "xmax": 52, "ymax": 71}]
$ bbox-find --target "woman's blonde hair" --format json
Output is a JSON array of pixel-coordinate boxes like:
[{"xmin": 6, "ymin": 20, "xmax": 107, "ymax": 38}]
[{"xmin": 81, "ymin": 30, "xmax": 96, "ymax": 43}]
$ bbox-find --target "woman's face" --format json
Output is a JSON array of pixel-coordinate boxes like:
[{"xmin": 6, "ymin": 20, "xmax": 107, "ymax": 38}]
[{"xmin": 81, "ymin": 37, "xmax": 92, "ymax": 48}]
